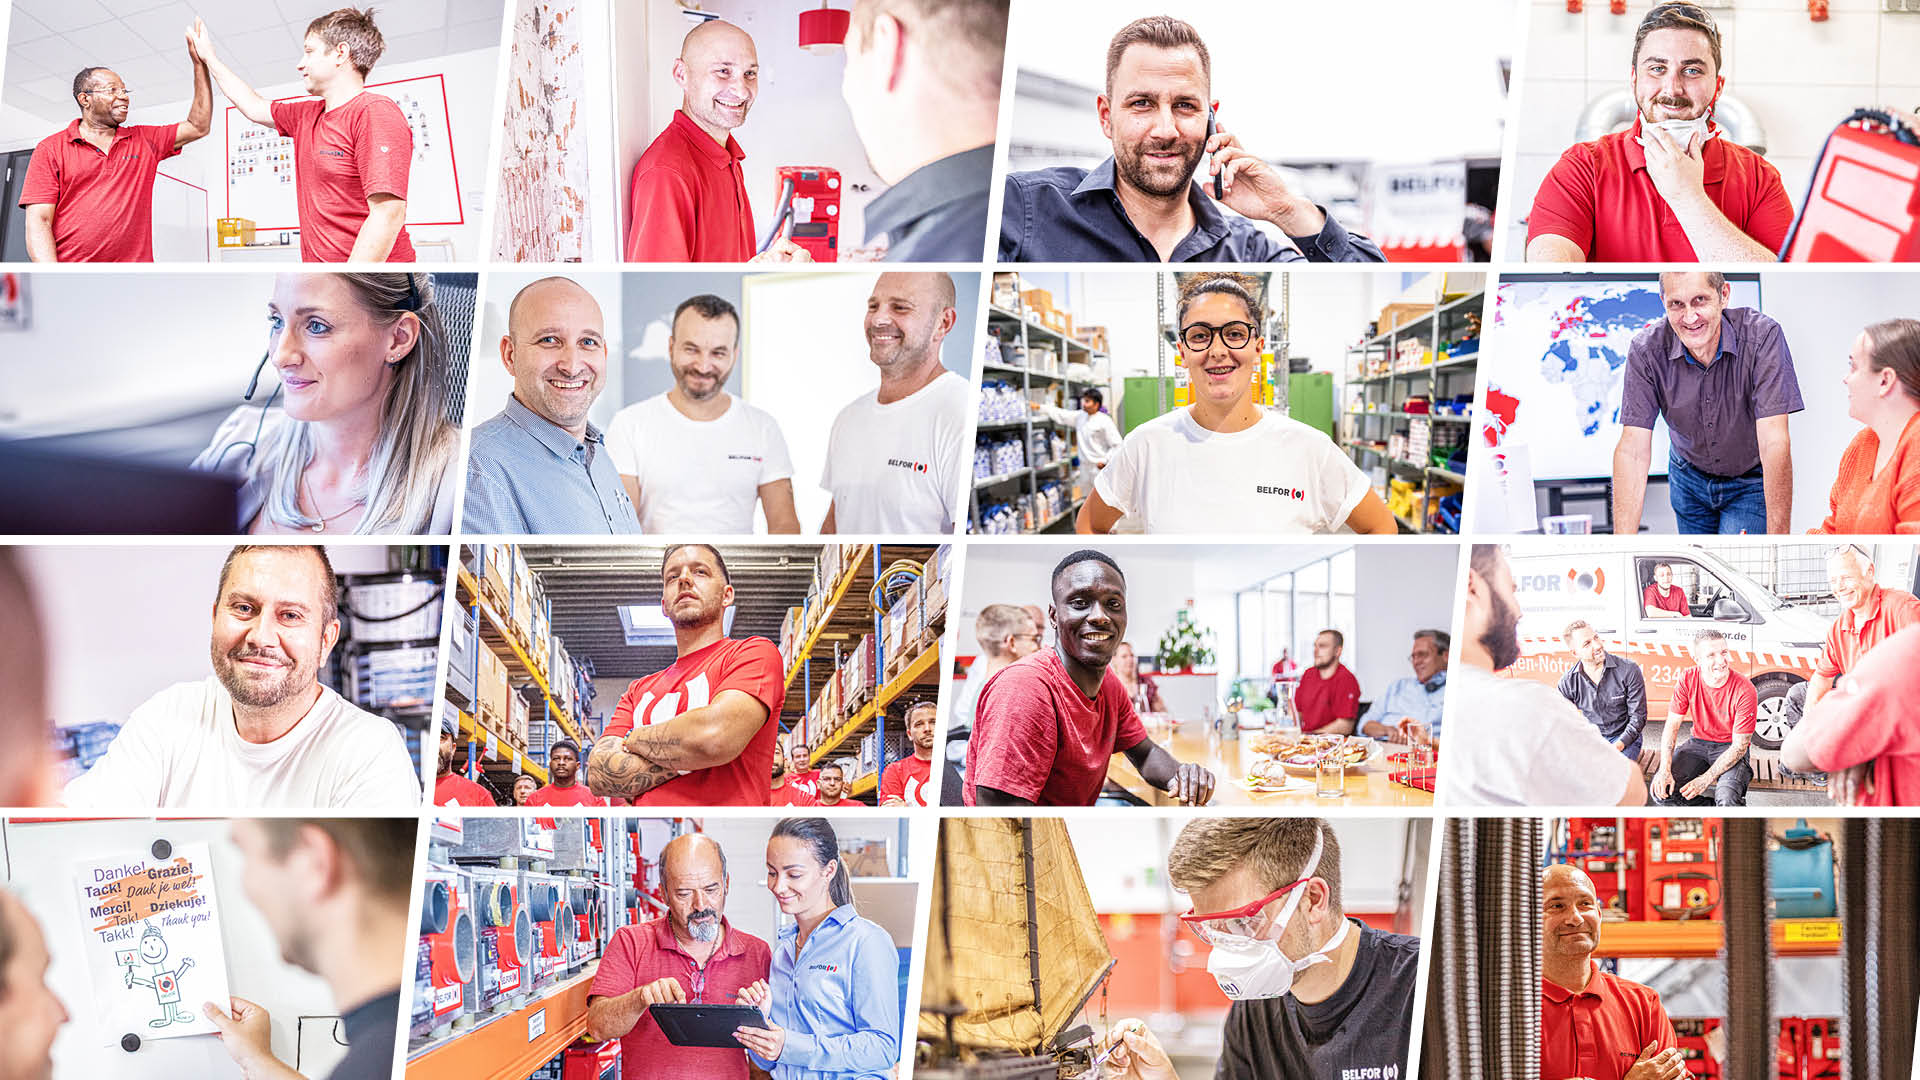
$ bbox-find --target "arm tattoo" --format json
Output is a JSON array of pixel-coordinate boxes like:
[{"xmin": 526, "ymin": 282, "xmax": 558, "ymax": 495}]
[
  {"xmin": 588, "ymin": 735, "xmax": 677, "ymax": 798},
  {"xmin": 623, "ymin": 728, "xmax": 692, "ymax": 769}
]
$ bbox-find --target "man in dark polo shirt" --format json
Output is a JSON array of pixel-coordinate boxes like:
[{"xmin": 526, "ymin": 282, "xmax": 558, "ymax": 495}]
[
  {"xmin": 998, "ymin": 16, "xmax": 1383, "ymax": 263},
  {"xmin": 1556, "ymin": 620, "xmax": 1649, "ymax": 760},
  {"xmin": 1099, "ymin": 819, "xmax": 1420, "ymax": 1080},
  {"xmin": 841, "ymin": 0, "xmax": 1004, "ymax": 261},
  {"xmin": 625, "ymin": 19, "xmax": 807, "ymax": 263},
  {"xmin": 1612, "ymin": 271, "xmax": 1802, "ymax": 535},
  {"xmin": 587, "ymin": 832, "xmax": 772, "ymax": 1080},
  {"xmin": 965, "ymin": 549, "xmax": 1214, "ymax": 806},
  {"xmin": 1526, "ymin": 2, "xmax": 1792, "ymax": 263},
  {"xmin": 21, "ymin": 50, "xmax": 211, "ymax": 262},
  {"xmin": 1541, "ymin": 864, "xmax": 1685, "ymax": 1080}
]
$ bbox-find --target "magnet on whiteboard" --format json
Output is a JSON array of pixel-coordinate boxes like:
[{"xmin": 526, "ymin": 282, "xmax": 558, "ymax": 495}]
[
  {"xmin": 150, "ymin": 839, "xmax": 171, "ymax": 860},
  {"xmin": 121, "ymin": 1034, "xmax": 141, "ymax": 1052}
]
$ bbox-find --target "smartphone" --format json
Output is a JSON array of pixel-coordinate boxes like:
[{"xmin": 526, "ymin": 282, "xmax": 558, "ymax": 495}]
[{"xmin": 1206, "ymin": 104, "xmax": 1223, "ymax": 199}]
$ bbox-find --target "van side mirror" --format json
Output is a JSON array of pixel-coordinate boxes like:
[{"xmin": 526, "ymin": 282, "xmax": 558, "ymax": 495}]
[{"xmin": 1712, "ymin": 597, "xmax": 1745, "ymax": 621}]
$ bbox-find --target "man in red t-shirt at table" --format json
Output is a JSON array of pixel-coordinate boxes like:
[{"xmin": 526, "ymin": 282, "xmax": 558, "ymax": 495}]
[
  {"xmin": 1651, "ymin": 629, "xmax": 1755, "ymax": 806},
  {"xmin": 1525, "ymin": 3, "xmax": 1790, "ymax": 264},
  {"xmin": 525, "ymin": 739, "xmax": 607, "ymax": 807},
  {"xmin": 1785, "ymin": 622, "xmax": 1920, "ymax": 807},
  {"xmin": 965, "ymin": 550, "xmax": 1215, "ymax": 807},
  {"xmin": 1642, "ymin": 563, "xmax": 1691, "ymax": 618},
  {"xmin": 21, "ymin": 47, "xmax": 211, "ymax": 263},
  {"xmin": 586, "ymin": 832, "xmax": 771, "ymax": 1080},
  {"xmin": 587, "ymin": 544, "xmax": 785, "ymax": 805},
  {"xmin": 624, "ymin": 19, "xmax": 807, "ymax": 264},
  {"xmin": 1291, "ymin": 629, "xmax": 1363, "ymax": 735},
  {"xmin": 432, "ymin": 724, "xmax": 495, "ymax": 807},
  {"xmin": 879, "ymin": 701, "xmax": 938, "ymax": 806},
  {"xmin": 191, "ymin": 9, "xmax": 415, "ymax": 262},
  {"xmin": 1540, "ymin": 863, "xmax": 1683, "ymax": 1080}
]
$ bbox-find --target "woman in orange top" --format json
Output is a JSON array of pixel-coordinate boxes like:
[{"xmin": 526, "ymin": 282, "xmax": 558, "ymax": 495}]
[{"xmin": 1814, "ymin": 318, "xmax": 1920, "ymax": 534}]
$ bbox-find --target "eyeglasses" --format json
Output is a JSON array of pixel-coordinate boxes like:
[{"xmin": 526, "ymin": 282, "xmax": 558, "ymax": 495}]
[
  {"xmin": 82, "ymin": 86, "xmax": 132, "ymax": 99},
  {"xmin": 1178, "ymin": 876, "xmax": 1313, "ymax": 945},
  {"xmin": 1180, "ymin": 321, "xmax": 1255, "ymax": 353}
]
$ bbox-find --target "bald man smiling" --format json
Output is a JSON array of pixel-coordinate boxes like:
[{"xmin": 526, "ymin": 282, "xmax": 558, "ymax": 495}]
[
  {"xmin": 1540, "ymin": 864, "xmax": 1684, "ymax": 1080},
  {"xmin": 625, "ymin": 19, "xmax": 808, "ymax": 263}
]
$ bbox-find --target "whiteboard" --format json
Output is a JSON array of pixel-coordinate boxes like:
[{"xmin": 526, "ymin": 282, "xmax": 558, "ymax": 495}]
[
  {"xmin": 224, "ymin": 75, "xmax": 466, "ymax": 232},
  {"xmin": 7, "ymin": 819, "xmax": 352, "ymax": 1080}
]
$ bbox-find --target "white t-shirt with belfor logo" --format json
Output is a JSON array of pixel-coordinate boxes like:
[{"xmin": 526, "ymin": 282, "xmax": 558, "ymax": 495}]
[
  {"xmin": 605, "ymin": 392, "xmax": 795, "ymax": 533},
  {"xmin": 821, "ymin": 370, "xmax": 972, "ymax": 534},
  {"xmin": 1094, "ymin": 408, "xmax": 1373, "ymax": 533}
]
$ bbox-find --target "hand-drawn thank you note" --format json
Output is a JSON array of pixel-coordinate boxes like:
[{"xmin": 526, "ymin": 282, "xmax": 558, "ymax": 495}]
[{"xmin": 74, "ymin": 841, "xmax": 232, "ymax": 1045}]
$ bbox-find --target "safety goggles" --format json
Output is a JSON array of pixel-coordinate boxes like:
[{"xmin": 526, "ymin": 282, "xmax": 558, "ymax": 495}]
[{"xmin": 1179, "ymin": 876, "xmax": 1313, "ymax": 945}]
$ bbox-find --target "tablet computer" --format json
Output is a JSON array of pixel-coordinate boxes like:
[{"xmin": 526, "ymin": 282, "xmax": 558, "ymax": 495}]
[{"xmin": 648, "ymin": 1003, "xmax": 771, "ymax": 1048}]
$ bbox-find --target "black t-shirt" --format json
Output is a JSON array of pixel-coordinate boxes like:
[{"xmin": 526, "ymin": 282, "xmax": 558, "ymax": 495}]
[
  {"xmin": 1215, "ymin": 923, "xmax": 1420, "ymax": 1080},
  {"xmin": 327, "ymin": 989, "xmax": 400, "ymax": 1080}
]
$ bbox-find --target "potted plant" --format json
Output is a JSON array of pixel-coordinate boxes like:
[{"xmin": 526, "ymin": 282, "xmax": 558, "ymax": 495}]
[{"xmin": 1156, "ymin": 609, "xmax": 1215, "ymax": 675}]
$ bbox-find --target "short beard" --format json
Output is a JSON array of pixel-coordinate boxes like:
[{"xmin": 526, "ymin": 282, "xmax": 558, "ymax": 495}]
[
  {"xmin": 686, "ymin": 909, "xmax": 721, "ymax": 943},
  {"xmin": 213, "ymin": 644, "xmax": 314, "ymax": 709},
  {"xmin": 1479, "ymin": 588, "xmax": 1523, "ymax": 671},
  {"xmin": 668, "ymin": 599, "xmax": 722, "ymax": 632},
  {"xmin": 1114, "ymin": 137, "xmax": 1203, "ymax": 199}
]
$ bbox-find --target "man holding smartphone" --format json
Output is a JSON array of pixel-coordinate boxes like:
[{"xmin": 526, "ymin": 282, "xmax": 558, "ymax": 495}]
[
  {"xmin": 999, "ymin": 16, "xmax": 1383, "ymax": 262},
  {"xmin": 586, "ymin": 833, "xmax": 772, "ymax": 1079}
]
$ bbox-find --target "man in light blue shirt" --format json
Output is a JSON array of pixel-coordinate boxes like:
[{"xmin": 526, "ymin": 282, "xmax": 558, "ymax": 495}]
[
  {"xmin": 463, "ymin": 277, "xmax": 640, "ymax": 534},
  {"xmin": 1359, "ymin": 629, "xmax": 1449, "ymax": 742}
]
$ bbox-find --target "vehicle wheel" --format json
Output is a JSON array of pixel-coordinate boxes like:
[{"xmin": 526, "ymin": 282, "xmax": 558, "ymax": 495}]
[{"xmin": 1750, "ymin": 676, "xmax": 1803, "ymax": 751}]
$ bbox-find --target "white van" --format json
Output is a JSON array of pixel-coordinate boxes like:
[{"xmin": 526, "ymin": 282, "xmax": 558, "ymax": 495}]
[{"xmin": 1503, "ymin": 544, "xmax": 1833, "ymax": 749}]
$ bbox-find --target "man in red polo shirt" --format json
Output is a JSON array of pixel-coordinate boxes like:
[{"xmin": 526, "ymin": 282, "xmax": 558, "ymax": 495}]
[
  {"xmin": 783, "ymin": 740, "xmax": 821, "ymax": 798},
  {"xmin": 1525, "ymin": 3, "xmax": 1791, "ymax": 263},
  {"xmin": 21, "ymin": 48, "xmax": 212, "ymax": 262},
  {"xmin": 1290, "ymin": 629, "xmax": 1363, "ymax": 734},
  {"xmin": 432, "ymin": 724, "xmax": 496, "ymax": 807},
  {"xmin": 771, "ymin": 751, "xmax": 819, "ymax": 806},
  {"xmin": 965, "ymin": 549, "xmax": 1214, "ymax": 806},
  {"xmin": 1785, "ymin": 622, "xmax": 1920, "ymax": 807},
  {"xmin": 191, "ymin": 10, "xmax": 416, "ymax": 262},
  {"xmin": 879, "ymin": 701, "xmax": 937, "ymax": 806},
  {"xmin": 625, "ymin": 19, "xmax": 807, "ymax": 264},
  {"xmin": 1541, "ymin": 863, "xmax": 1684, "ymax": 1080},
  {"xmin": 815, "ymin": 762, "xmax": 861, "ymax": 807},
  {"xmin": 1642, "ymin": 563, "xmax": 1691, "ymax": 618},
  {"xmin": 587, "ymin": 544, "xmax": 785, "ymax": 804},
  {"xmin": 586, "ymin": 832, "xmax": 772, "ymax": 1080},
  {"xmin": 1651, "ymin": 628, "xmax": 1756, "ymax": 806},
  {"xmin": 1805, "ymin": 545, "xmax": 1920, "ymax": 709},
  {"xmin": 525, "ymin": 739, "xmax": 607, "ymax": 807}
]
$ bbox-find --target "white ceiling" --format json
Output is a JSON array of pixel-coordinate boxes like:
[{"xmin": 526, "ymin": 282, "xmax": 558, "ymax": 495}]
[{"xmin": 3, "ymin": 0, "xmax": 502, "ymax": 123}]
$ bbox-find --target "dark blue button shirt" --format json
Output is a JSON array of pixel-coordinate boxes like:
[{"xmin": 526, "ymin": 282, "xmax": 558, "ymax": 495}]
[
  {"xmin": 999, "ymin": 158, "xmax": 1386, "ymax": 263},
  {"xmin": 1556, "ymin": 653, "xmax": 1649, "ymax": 747},
  {"xmin": 866, "ymin": 145, "xmax": 993, "ymax": 261}
]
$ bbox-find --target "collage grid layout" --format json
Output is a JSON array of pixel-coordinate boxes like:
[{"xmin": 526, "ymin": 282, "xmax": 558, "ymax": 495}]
[{"xmin": 0, "ymin": 1, "xmax": 1917, "ymax": 1080}]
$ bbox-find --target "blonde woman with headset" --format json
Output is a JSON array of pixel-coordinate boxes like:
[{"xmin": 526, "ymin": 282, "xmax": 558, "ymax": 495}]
[{"xmin": 193, "ymin": 272, "xmax": 460, "ymax": 534}]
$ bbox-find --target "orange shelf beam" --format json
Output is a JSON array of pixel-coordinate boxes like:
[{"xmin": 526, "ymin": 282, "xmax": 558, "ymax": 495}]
[
  {"xmin": 406, "ymin": 971, "xmax": 601, "ymax": 1080},
  {"xmin": 1595, "ymin": 919, "xmax": 1840, "ymax": 959}
]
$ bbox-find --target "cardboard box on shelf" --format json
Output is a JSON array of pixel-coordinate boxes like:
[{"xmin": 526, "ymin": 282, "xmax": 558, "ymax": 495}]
[
  {"xmin": 481, "ymin": 544, "xmax": 513, "ymax": 612},
  {"xmin": 1075, "ymin": 325, "xmax": 1110, "ymax": 352},
  {"xmin": 510, "ymin": 691, "xmax": 530, "ymax": 748},
  {"xmin": 1020, "ymin": 287, "xmax": 1053, "ymax": 318},
  {"xmin": 839, "ymin": 839, "xmax": 891, "ymax": 878},
  {"xmin": 477, "ymin": 648, "xmax": 510, "ymax": 735},
  {"xmin": 1376, "ymin": 302, "xmax": 1434, "ymax": 336},
  {"xmin": 216, "ymin": 217, "xmax": 255, "ymax": 247}
]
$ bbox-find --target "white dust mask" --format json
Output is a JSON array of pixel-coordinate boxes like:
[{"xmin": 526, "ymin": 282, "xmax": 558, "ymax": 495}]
[{"xmin": 1203, "ymin": 833, "xmax": 1350, "ymax": 1000}]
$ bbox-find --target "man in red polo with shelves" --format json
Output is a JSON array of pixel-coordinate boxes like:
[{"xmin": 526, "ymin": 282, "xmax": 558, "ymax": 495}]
[
  {"xmin": 586, "ymin": 832, "xmax": 771, "ymax": 1080},
  {"xmin": 1525, "ymin": 2, "xmax": 1791, "ymax": 263},
  {"xmin": 1540, "ymin": 863, "xmax": 1684, "ymax": 1080},
  {"xmin": 432, "ymin": 723, "xmax": 496, "ymax": 807},
  {"xmin": 191, "ymin": 9, "xmax": 415, "ymax": 262},
  {"xmin": 879, "ymin": 701, "xmax": 937, "ymax": 806},
  {"xmin": 525, "ymin": 739, "xmax": 606, "ymax": 807},
  {"xmin": 21, "ymin": 46, "xmax": 212, "ymax": 262},
  {"xmin": 587, "ymin": 544, "xmax": 785, "ymax": 805},
  {"xmin": 1291, "ymin": 629, "xmax": 1362, "ymax": 735},
  {"xmin": 625, "ymin": 19, "xmax": 807, "ymax": 263}
]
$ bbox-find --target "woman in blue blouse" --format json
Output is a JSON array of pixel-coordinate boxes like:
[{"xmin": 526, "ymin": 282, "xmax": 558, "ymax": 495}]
[{"xmin": 734, "ymin": 817, "xmax": 901, "ymax": 1079}]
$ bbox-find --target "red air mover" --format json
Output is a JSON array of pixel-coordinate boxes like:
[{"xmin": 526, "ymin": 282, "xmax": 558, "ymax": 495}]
[
  {"xmin": 1780, "ymin": 109, "xmax": 1920, "ymax": 262},
  {"xmin": 562, "ymin": 1040, "xmax": 622, "ymax": 1080},
  {"xmin": 421, "ymin": 873, "xmax": 474, "ymax": 1019}
]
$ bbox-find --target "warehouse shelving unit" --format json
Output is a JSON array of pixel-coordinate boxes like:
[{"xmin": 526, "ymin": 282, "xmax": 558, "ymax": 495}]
[
  {"xmin": 446, "ymin": 563, "xmax": 585, "ymax": 789},
  {"xmin": 783, "ymin": 544, "xmax": 943, "ymax": 798},
  {"xmin": 405, "ymin": 972, "xmax": 596, "ymax": 1080},
  {"xmin": 975, "ymin": 282, "xmax": 1109, "ymax": 534},
  {"xmin": 1341, "ymin": 284, "xmax": 1485, "ymax": 534},
  {"xmin": 1596, "ymin": 918, "xmax": 1842, "ymax": 959}
]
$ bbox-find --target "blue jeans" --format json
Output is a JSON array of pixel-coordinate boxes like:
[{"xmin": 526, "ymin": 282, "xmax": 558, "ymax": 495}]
[{"xmin": 1667, "ymin": 454, "xmax": 1767, "ymax": 535}]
